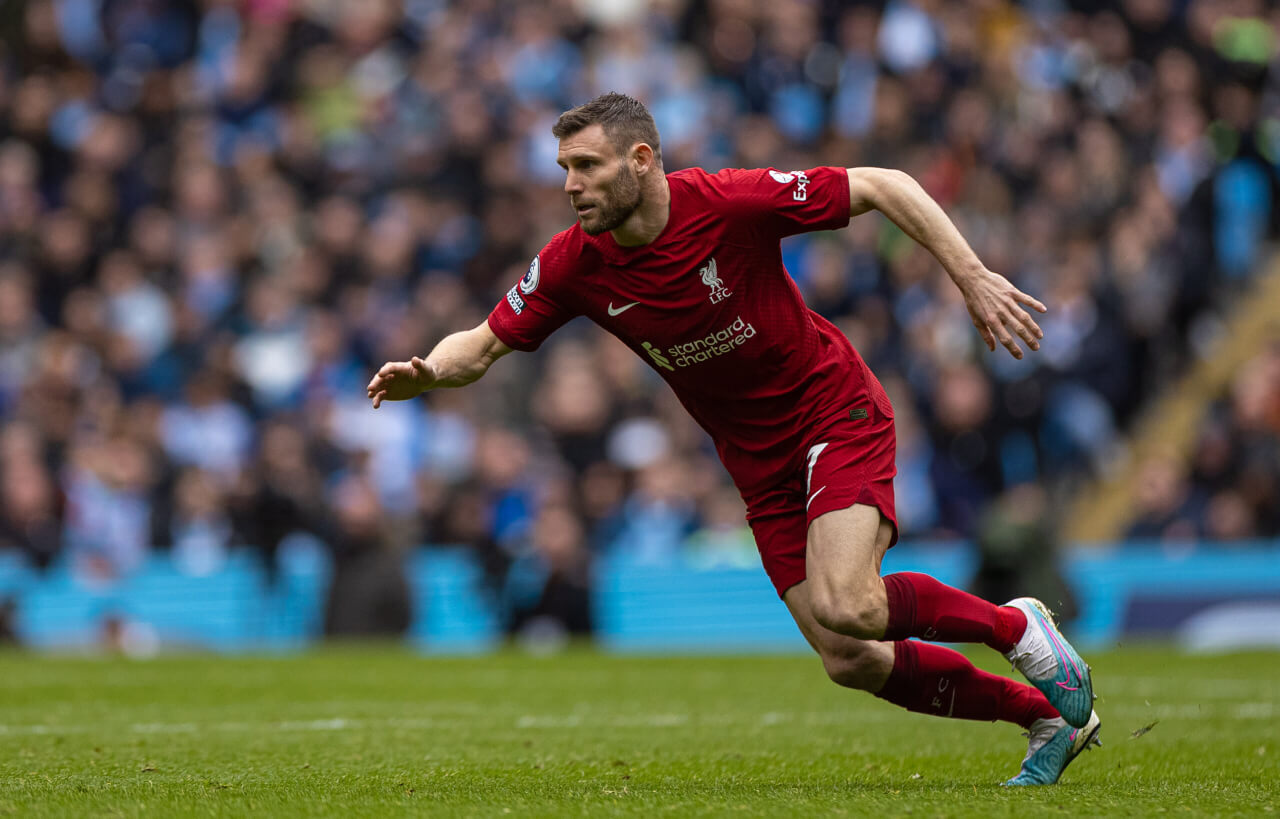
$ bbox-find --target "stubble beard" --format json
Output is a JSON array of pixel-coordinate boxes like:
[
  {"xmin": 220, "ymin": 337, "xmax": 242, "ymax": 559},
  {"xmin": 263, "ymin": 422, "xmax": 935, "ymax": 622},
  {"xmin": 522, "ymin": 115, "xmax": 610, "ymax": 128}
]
[{"xmin": 580, "ymin": 164, "xmax": 643, "ymax": 236}]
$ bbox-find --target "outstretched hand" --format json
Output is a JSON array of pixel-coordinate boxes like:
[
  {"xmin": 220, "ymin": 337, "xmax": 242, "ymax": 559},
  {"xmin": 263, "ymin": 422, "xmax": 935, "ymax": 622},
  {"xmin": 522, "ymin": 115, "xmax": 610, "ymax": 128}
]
[
  {"xmin": 960, "ymin": 270, "xmax": 1047, "ymax": 360},
  {"xmin": 367, "ymin": 356, "xmax": 436, "ymax": 408}
]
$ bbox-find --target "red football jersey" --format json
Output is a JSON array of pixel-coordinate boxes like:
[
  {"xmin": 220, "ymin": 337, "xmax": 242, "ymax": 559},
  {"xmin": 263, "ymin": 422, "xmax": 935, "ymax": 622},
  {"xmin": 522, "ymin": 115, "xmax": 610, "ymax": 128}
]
[{"xmin": 487, "ymin": 166, "xmax": 891, "ymax": 497}]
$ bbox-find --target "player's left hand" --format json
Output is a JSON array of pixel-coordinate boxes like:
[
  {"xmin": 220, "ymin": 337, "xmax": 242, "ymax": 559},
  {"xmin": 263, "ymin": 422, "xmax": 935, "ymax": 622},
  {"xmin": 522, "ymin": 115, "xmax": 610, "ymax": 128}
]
[{"xmin": 959, "ymin": 270, "xmax": 1047, "ymax": 360}]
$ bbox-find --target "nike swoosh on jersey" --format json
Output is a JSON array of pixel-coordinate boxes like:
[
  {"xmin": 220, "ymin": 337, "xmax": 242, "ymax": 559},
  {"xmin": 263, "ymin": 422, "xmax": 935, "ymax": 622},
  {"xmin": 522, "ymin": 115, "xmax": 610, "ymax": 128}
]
[{"xmin": 607, "ymin": 301, "xmax": 641, "ymax": 316}]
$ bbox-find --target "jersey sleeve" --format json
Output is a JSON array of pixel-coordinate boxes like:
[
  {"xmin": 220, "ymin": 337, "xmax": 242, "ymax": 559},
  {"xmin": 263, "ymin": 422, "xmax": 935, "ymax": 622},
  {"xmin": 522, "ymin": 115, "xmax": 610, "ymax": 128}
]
[
  {"xmin": 704, "ymin": 166, "xmax": 851, "ymax": 239},
  {"xmin": 486, "ymin": 244, "xmax": 576, "ymax": 352}
]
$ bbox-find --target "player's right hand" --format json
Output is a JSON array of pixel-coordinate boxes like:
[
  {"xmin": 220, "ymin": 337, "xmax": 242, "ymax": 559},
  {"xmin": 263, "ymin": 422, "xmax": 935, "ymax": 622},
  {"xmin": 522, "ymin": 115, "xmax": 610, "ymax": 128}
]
[{"xmin": 367, "ymin": 356, "xmax": 435, "ymax": 408}]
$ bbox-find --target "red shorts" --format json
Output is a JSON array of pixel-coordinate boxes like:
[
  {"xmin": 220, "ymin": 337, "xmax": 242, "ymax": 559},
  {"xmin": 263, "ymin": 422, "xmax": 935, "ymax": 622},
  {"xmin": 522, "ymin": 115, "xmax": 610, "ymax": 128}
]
[{"xmin": 744, "ymin": 397, "xmax": 898, "ymax": 598}]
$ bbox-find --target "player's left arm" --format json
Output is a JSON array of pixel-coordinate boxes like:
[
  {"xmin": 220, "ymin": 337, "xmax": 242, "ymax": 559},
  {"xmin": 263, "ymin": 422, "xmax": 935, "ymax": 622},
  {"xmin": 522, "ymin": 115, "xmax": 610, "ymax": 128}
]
[{"xmin": 846, "ymin": 167, "xmax": 1046, "ymax": 360}]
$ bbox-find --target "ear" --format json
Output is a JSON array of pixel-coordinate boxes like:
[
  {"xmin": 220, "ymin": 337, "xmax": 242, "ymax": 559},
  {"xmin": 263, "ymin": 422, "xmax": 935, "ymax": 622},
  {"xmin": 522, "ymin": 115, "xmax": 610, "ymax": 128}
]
[{"xmin": 631, "ymin": 142, "xmax": 657, "ymax": 176}]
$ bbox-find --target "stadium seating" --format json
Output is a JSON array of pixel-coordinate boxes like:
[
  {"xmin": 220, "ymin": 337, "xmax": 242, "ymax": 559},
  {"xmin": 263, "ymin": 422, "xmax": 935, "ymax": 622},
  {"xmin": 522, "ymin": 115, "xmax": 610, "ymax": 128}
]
[{"xmin": 4, "ymin": 543, "xmax": 1276, "ymax": 653}]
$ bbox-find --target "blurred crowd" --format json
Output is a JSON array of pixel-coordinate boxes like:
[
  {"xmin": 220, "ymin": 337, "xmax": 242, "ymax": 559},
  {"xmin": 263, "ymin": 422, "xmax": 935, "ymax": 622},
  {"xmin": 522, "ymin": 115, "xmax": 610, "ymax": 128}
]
[
  {"xmin": 1129, "ymin": 340, "xmax": 1280, "ymax": 541},
  {"xmin": 2, "ymin": 0, "xmax": 1279, "ymax": 636}
]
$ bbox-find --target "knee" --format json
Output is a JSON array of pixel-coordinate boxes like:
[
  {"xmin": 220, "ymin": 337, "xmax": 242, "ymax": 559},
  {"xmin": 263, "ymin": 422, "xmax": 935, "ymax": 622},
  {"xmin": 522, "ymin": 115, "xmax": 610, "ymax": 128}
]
[
  {"xmin": 809, "ymin": 578, "xmax": 888, "ymax": 641},
  {"xmin": 818, "ymin": 642, "xmax": 887, "ymax": 691}
]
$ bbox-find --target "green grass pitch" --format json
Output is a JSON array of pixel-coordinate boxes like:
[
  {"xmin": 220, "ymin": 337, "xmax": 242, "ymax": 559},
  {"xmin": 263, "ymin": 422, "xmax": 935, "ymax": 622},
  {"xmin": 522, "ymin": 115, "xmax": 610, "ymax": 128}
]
[{"xmin": 0, "ymin": 646, "xmax": 1276, "ymax": 817}]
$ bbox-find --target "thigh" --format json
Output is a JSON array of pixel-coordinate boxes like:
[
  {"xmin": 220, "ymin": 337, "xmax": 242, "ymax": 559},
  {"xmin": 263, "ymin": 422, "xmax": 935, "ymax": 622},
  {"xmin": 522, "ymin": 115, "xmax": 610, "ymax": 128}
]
[
  {"xmin": 806, "ymin": 503, "xmax": 895, "ymax": 605},
  {"xmin": 746, "ymin": 397, "xmax": 898, "ymax": 600},
  {"xmin": 802, "ymin": 396, "xmax": 898, "ymax": 604}
]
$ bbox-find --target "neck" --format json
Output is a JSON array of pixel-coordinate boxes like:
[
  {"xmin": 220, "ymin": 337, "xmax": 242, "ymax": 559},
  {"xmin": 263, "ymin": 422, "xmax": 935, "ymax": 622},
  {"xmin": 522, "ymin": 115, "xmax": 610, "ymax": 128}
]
[{"xmin": 610, "ymin": 173, "xmax": 670, "ymax": 247}]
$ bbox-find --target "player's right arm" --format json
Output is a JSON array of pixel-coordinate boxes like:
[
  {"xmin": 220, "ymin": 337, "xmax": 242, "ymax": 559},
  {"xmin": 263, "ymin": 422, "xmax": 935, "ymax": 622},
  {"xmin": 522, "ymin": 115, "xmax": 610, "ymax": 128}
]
[
  {"xmin": 366, "ymin": 320, "xmax": 512, "ymax": 408},
  {"xmin": 368, "ymin": 233, "xmax": 577, "ymax": 408}
]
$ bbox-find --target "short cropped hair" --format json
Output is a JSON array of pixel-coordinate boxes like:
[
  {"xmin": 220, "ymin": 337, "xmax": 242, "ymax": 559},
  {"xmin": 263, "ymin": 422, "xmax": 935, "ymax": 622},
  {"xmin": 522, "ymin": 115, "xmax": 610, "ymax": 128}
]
[{"xmin": 552, "ymin": 93, "xmax": 662, "ymax": 167}]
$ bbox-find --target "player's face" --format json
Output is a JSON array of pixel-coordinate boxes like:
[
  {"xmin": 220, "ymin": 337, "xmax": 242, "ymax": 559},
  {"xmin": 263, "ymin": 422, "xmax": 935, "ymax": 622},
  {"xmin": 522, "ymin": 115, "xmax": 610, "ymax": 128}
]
[{"xmin": 557, "ymin": 125, "xmax": 643, "ymax": 236}]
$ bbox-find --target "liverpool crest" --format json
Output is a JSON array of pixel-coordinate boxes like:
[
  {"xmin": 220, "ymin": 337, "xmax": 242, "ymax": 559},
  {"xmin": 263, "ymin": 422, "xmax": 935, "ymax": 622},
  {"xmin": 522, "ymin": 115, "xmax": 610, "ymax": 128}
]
[{"xmin": 699, "ymin": 258, "xmax": 731, "ymax": 304}]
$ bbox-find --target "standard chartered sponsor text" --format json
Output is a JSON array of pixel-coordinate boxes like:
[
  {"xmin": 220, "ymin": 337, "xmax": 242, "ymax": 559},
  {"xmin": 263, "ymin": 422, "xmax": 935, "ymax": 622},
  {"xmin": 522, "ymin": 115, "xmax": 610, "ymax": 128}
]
[{"xmin": 646, "ymin": 316, "xmax": 758, "ymax": 369}]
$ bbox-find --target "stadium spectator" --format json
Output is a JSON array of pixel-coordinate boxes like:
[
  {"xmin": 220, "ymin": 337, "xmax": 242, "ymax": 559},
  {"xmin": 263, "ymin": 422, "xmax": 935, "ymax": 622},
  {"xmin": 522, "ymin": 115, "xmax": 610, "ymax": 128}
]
[
  {"xmin": 1127, "ymin": 451, "xmax": 1204, "ymax": 541},
  {"xmin": 0, "ymin": 421, "xmax": 62, "ymax": 570},
  {"xmin": 1187, "ymin": 342, "xmax": 1280, "ymax": 539},
  {"xmin": 322, "ymin": 473, "xmax": 414, "ymax": 638},
  {"xmin": 506, "ymin": 500, "xmax": 594, "ymax": 645},
  {"xmin": 159, "ymin": 466, "xmax": 236, "ymax": 577}
]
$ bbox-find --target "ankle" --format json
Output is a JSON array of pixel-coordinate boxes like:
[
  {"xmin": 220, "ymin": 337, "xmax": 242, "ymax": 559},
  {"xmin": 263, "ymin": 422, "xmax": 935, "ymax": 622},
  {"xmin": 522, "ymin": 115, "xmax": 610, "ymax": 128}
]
[{"xmin": 992, "ymin": 605, "xmax": 1028, "ymax": 654}]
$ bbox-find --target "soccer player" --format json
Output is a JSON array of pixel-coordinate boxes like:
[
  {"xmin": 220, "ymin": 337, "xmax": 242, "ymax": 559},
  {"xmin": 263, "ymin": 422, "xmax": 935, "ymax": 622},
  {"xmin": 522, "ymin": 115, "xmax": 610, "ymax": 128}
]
[{"xmin": 367, "ymin": 93, "xmax": 1100, "ymax": 785}]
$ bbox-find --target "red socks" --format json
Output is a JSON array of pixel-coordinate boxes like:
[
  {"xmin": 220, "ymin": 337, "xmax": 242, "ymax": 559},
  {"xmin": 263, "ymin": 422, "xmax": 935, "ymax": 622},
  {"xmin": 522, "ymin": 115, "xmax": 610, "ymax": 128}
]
[
  {"xmin": 859, "ymin": 574, "xmax": 1049, "ymax": 727},
  {"xmin": 875, "ymin": 640, "xmax": 1058, "ymax": 728},
  {"xmin": 882, "ymin": 572, "xmax": 1027, "ymax": 653}
]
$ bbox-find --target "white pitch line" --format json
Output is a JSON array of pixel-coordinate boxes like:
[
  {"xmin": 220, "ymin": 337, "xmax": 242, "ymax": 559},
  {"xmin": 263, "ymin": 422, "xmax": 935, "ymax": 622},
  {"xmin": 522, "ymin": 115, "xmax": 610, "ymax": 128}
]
[
  {"xmin": 0, "ymin": 710, "xmax": 872, "ymax": 736},
  {"xmin": 1097, "ymin": 675, "xmax": 1280, "ymax": 699},
  {"xmin": 1, "ymin": 701, "xmax": 1276, "ymax": 738},
  {"xmin": 0, "ymin": 716, "xmax": 452, "ymax": 737}
]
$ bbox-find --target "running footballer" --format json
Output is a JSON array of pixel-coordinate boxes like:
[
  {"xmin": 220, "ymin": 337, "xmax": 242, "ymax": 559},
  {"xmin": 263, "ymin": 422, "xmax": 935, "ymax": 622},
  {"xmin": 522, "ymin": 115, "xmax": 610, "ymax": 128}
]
[{"xmin": 367, "ymin": 93, "xmax": 1101, "ymax": 786}]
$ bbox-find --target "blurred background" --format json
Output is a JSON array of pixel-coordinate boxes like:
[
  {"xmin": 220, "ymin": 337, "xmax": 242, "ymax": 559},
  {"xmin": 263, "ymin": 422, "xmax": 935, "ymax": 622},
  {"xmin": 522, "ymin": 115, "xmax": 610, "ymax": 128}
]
[{"xmin": 0, "ymin": 0, "xmax": 1277, "ymax": 656}]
